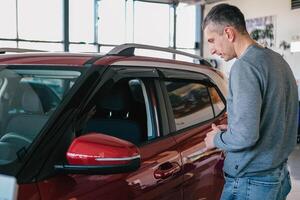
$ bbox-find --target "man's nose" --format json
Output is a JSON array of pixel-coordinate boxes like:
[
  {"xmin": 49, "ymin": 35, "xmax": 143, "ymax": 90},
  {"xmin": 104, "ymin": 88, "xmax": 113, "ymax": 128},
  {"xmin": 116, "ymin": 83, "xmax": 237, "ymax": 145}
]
[{"xmin": 210, "ymin": 48, "xmax": 216, "ymax": 55}]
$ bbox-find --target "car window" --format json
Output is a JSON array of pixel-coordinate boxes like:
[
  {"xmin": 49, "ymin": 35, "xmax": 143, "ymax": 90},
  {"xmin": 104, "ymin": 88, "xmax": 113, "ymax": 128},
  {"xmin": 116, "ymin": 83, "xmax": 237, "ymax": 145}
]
[
  {"xmin": 129, "ymin": 79, "xmax": 159, "ymax": 141},
  {"xmin": 22, "ymin": 78, "xmax": 76, "ymax": 99},
  {"xmin": 0, "ymin": 68, "xmax": 81, "ymax": 165},
  {"xmin": 164, "ymin": 80, "xmax": 214, "ymax": 130},
  {"xmin": 81, "ymin": 78, "xmax": 159, "ymax": 145}
]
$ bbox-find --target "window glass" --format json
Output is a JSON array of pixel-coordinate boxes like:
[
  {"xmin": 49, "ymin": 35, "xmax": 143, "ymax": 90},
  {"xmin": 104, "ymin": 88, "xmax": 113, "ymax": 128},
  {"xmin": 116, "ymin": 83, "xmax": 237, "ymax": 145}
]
[
  {"xmin": 0, "ymin": 41, "xmax": 17, "ymax": 49},
  {"xmin": 99, "ymin": 46, "xmax": 115, "ymax": 54},
  {"xmin": 134, "ymin": 49, "xmax": 172, "ymax": 59},
  {"xmin": 18, "ymin": 0, "xmax": 62, "ymax": 41},
  {"xmin": 165, "ymin": 81, "xmax": 213, "ymax": 130},
  {"xmin": 98, "ymin": 0, "xmax": 126, "ymax": 45},
  {"xmin": 128, "ymin": 79, "xmax": 157, "ymax": 141},
  {"xmin": 70, "ymin": 0, "xmax": 94, "ymax": 42},
  {"xmin": 18, "ymin": 42, "xmax": 63, "ymax": 52},
  {"xmin": 21, "ymin": 77, "xmax": 76, "ymax": 100},
  {"xmin": 134, "ymin": 2, "xmax": 169, "ymax": 47},
  {"xmin": 83, "ymin": 78, "xmax": 157, "ymax": 145},
  {"xmin": 0, "ymin": 1, "xmax": 16, "ymax": 38},
  {"xmin": 208, "ymin": 87, "xmax": 225, "ymax": 116},
  {"xmin": 176, "ymin": 4, "xmax": 195, "ymax": 48},
  {"xmin": 0, "ymin": 68, "xmax": 81, "ymax": 165},
  {"xmin": 69, "ymin": 44, "xmax": 98, "ymax": 53}
]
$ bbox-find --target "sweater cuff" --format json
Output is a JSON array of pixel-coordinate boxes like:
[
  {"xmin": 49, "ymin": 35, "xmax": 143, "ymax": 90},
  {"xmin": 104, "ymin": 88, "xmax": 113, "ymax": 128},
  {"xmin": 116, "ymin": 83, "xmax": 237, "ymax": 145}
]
[{"xmin": 214, "ymin": 130, "xmax": 227, "ymax": 149}]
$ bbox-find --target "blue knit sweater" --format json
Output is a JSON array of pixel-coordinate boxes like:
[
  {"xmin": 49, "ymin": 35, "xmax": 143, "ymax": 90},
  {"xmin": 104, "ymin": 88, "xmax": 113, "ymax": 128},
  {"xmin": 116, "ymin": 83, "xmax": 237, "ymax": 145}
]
[{"xmin": 214, "ymin": 45, "xmax": 299, "ymax": 177}]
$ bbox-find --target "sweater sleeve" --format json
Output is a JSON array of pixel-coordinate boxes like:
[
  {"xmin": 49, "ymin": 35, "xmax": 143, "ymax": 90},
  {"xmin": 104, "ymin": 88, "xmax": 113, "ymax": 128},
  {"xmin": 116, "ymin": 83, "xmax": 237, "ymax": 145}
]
[{"xmin": 214, "ymin": 60, "xmax": 263, "ymax": 152}]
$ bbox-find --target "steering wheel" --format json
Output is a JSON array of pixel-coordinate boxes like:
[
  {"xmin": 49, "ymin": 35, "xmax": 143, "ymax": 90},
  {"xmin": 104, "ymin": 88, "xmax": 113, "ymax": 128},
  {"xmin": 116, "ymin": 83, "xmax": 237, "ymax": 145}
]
[{"xmin": 0, "ymin": 132, "xmax": 32, "ymax": 150}]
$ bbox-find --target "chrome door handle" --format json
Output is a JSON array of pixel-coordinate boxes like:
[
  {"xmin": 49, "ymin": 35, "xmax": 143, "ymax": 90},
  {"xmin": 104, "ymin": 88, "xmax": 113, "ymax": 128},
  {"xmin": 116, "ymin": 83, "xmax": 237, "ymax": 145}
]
[{"xmin": 154, "ymin": 162, "xmax": 180, "ymax": 179}]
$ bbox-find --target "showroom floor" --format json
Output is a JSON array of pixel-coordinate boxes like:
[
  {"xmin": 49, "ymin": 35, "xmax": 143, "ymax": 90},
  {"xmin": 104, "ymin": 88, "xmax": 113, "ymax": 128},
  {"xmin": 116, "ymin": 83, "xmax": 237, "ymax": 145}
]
[{"xmin": 287, "ymin": 143, "xmax": 300, "ymax": 200}]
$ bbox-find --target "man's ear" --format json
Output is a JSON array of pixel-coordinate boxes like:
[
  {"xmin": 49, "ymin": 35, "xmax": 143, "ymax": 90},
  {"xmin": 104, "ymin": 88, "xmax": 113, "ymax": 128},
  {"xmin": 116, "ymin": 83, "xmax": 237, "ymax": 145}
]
[{"xmin": 224, "ymin": 27, "xmax": 235, "ymax": 42}]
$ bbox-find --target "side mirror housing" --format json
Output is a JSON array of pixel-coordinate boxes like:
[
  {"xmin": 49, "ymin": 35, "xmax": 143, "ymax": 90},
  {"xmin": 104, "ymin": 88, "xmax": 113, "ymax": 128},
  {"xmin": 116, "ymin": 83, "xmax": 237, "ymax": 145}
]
[{"xmin": 55, "ymin": 133, "xmax": 141, "ymax": 174}]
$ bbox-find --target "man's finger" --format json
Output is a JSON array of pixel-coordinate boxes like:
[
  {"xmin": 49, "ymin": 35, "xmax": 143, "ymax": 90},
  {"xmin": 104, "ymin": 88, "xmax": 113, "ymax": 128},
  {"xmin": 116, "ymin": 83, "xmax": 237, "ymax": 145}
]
[{"xmin": 211, "ymin": 125, "xmax": 221, "ymax": 132}]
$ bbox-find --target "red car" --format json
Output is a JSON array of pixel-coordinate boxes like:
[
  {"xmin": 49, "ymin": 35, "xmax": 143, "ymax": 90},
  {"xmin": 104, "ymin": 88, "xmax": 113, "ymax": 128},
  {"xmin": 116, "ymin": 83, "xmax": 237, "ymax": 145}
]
[{"xmin": 0, "ymin": 44, "xmax": 227, "ymax": 200}]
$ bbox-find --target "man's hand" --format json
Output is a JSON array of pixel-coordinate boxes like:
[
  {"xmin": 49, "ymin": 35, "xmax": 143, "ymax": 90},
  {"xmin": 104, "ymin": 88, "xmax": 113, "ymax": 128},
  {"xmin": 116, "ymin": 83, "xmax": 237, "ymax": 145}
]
[
  {"xmin": 205, "ymin": 123, "xmax": 222, "ymax": 150},
  {"xmin": 217, "ymin": 124, "xmax": 228, "ymax": 131}
]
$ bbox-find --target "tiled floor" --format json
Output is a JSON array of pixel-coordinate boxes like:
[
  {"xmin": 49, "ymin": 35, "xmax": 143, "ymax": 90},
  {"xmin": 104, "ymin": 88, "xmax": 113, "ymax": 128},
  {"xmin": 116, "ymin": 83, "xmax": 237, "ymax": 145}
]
[{"xmin": 287, "ymin": 144, "xmax": 300, "ymax": 200}]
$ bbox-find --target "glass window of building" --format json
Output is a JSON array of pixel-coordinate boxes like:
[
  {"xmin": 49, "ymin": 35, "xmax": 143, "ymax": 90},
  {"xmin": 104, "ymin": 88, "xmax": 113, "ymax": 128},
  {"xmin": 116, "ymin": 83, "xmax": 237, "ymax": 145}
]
[
  {"xmin": 176, "ymin": 4, "xmax": 196, "ymax": 48},
  {"xmin": 18, "ymin": 0, "xmax": 62, "ymax": 41},
  {"xmin": 98, "ymin": 0, "xmax": 126, "ymax": 45},
  {"xmin": 134, "ymin": 2, "xmax": 170, "ymax": 47},
  {"xmin": 70, "ymin": 0, "xmax": 94, "ymax": 43}
]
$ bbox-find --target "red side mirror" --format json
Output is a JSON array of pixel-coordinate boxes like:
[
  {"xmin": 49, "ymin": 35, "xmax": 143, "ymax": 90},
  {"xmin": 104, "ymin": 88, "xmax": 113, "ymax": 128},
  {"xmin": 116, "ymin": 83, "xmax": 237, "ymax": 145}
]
[{"xmin": 66, "ymin": 133, "xmax": 140, "ymax": 166}]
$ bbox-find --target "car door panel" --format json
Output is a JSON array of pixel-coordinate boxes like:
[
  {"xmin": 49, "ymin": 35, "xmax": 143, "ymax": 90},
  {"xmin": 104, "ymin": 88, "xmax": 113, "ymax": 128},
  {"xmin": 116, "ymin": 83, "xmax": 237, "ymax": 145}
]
[
  {"xmin": 125, "ymin": 137, "xmax": 183, "ymax": 200},
  {"xmin": 157, "ymin": 68, "xmax": 226, "ymax": 200},
  {"xmin": 32, "ymin": 137, "xmax": 182, "ymax": 200},
  {"xmin": 173, "ymin": 115, "xmax": 226, "ymax": 200},
  {"xmin": 26, "ymin": 66, "xmax": 184, "ymax": 200},
  {"xmin": 18, "ymin": 184, "xmax": 41, "ymax": 200},
  {"xmin": 36, "ymin": 174, "xmax": 130, "ymax": 200}
]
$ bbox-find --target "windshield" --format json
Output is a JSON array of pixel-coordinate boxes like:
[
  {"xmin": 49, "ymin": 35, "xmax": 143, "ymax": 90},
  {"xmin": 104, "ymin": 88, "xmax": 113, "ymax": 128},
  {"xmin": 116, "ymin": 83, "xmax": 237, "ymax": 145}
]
[{"xmin": 0, "ymin": 67, "xmax": 81, "ymax": 168}]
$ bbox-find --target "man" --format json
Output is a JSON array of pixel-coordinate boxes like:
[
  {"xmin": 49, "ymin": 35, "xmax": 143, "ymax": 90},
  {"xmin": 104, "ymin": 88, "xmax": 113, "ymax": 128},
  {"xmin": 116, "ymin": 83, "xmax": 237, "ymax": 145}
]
[{"xmin": 203, "ymin": 4, "xmax": 298, "ymax": 200}]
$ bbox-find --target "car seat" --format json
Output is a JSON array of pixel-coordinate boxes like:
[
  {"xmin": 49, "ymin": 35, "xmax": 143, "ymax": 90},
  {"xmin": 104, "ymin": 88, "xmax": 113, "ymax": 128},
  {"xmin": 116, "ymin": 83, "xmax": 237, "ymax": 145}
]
[
  {"xmin": 84, "ymin": 83, "xmax": 142, "ymax": 145},
  {"xmin": 0, "ymin": 84, "xmax": 49, "ymax": 148}
]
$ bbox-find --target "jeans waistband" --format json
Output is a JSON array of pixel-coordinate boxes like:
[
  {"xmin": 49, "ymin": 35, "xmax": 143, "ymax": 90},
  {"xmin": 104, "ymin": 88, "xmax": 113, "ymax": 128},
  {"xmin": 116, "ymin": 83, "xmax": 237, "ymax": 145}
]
[{"xmin": 225, "ymin": 160, "xmax": 288, "ymax": 178}]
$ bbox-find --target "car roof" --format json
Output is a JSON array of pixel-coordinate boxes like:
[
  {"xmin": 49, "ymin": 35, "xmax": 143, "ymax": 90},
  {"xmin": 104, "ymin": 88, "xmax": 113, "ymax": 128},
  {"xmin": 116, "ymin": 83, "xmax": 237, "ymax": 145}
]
[
  {"xmin": 0, "ymin": 52, "xmax": 103, "ymax": 66},
  {"xmin": 0, "ymin": 51, "xmax": 227, "ymax": 97},
  {"xmin": 0, "ymin": 44, "xmax": 215, "ymax": 69},
  {"xmin": 0, "ymin": 52, "xmax": 212, "ymax": 69}
]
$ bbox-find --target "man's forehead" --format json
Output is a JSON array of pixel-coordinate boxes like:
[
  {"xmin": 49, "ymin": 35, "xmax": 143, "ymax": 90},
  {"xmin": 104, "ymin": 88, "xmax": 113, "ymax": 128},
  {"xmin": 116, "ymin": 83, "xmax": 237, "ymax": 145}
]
[
  {"xmin": 204, "ymin": 23, "xmax": 224, "ymax": 36},
  {"xmin": 204, "ymin": 25, "xmax": 217, "ymax": 38}
]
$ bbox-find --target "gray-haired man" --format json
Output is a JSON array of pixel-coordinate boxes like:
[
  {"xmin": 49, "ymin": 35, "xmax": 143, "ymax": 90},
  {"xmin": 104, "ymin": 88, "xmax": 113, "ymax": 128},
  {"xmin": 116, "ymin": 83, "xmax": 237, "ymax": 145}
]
[{"xmin": 203, "ymin": 4, "xmax": 298, "ymax": 200}]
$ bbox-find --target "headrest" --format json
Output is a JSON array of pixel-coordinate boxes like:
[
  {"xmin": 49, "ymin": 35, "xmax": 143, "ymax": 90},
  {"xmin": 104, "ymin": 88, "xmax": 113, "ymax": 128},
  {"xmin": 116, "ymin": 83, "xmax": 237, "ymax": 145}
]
[
  {"xmin": 21, "ymin": 85, "xmax": 44, "ymax": 114},
  {"xmin": 99, "ymin": 86, "xmax": 131, "ymax": 111}
]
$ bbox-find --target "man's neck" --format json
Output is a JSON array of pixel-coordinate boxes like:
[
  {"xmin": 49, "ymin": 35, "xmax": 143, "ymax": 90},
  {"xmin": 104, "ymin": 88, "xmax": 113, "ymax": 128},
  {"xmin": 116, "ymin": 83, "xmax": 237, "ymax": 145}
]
[{"xmin": 234, "ymin": 35, "xmax": 257, "ymax": 58}]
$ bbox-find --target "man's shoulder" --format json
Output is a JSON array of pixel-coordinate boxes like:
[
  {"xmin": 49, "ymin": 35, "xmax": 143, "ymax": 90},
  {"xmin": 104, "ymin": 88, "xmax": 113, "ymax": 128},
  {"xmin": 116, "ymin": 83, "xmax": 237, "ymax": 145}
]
[
  {"xmin": 243, "ymin": 45, "xmax": 268, "ymax": 60},
  {"xmin": 243, "ymin": 45, "xmax": 281, "ymax": 63},
  {"xmin": 237, "ymin": 46, "xmax": 281, "ymax": 70},
  {"xmin": 232, "ymin": 56, "xmax": 257, "ymax": 72}
]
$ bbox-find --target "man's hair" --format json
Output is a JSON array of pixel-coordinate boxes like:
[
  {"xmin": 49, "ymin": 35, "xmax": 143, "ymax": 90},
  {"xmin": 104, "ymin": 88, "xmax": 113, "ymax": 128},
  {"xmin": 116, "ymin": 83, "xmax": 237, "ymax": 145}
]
[{"xmin": 203, "ymin": 4, "xmax": 247, "ymax": 34}]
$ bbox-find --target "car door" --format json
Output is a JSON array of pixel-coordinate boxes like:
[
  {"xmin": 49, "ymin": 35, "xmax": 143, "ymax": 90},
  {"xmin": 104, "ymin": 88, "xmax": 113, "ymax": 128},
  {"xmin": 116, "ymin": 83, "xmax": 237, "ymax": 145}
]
[
  {"xmin": 25, "ymin": 66, "xmax": 184, "ymax": 200},
  {"xmin": 158, "ymin": 68, "xmax": 226, "ymax": 200},
  {"xmin": 15, "ymin": 66, "xmax": 107, "ymax": 200}
]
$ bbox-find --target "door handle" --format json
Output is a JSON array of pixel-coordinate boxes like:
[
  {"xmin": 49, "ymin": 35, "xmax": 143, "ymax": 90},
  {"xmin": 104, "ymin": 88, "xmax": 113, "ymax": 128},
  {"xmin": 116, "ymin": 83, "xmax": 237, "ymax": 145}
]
[{"xmin": 154, "ymin": 162, "xmax": 180, "ymax": 179}]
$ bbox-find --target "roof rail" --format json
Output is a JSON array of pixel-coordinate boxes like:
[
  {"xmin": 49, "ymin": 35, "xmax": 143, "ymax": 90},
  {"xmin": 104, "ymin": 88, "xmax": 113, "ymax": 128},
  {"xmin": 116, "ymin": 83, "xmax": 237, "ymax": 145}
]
[
  {"xmin": 0, "ymin": 47, "xmax": 47, "ymax": 54},
  {"xmin": 108, "ymin": 43, "xmax": 213, "ymax": 67}
]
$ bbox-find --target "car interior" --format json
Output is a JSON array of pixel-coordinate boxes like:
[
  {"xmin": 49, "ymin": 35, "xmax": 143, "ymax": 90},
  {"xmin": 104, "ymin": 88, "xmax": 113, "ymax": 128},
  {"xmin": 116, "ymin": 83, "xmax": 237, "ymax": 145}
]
[
  {"xmin": 2, "ymin": 84, "xmax": 49, "ymax": 145},
  {"xmin": 82, "ymin": 78, "xmax": 150, "ymax": 146},
  {"xmin": 0, "ymin": 79, "xmax": 62, "ymax": 163}
]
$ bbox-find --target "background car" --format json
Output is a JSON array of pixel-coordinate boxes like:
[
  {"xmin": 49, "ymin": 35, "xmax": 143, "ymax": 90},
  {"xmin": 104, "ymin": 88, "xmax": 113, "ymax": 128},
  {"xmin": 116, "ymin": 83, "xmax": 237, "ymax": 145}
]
[{"xmin": 0, "ymin": 44, "xmax": 227, "ymax": 200}]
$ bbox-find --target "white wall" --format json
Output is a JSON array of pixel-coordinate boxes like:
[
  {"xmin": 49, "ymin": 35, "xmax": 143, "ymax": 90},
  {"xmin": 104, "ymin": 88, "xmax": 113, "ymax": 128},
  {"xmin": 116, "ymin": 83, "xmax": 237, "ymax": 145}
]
[{"xmin": 203, "ymin": 0, "xmax": 300, "ymax": 80}]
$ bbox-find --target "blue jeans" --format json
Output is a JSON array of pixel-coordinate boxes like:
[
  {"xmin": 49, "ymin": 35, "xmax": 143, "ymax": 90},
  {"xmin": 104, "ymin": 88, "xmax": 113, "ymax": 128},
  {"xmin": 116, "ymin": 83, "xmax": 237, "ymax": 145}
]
[{"xmin": 220, "ymin": 163, "xmax": 292, "ymax": 200}]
